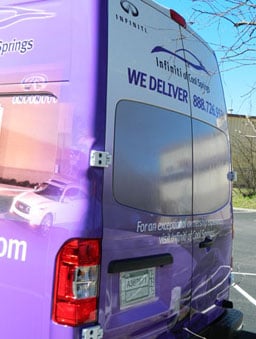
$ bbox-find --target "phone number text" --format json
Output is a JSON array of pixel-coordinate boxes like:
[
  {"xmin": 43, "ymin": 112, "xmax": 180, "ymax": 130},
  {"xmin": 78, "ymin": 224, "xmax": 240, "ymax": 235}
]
[{"xmin": 193, "ymin": 95, "xmax": 224, "ymax": 118}]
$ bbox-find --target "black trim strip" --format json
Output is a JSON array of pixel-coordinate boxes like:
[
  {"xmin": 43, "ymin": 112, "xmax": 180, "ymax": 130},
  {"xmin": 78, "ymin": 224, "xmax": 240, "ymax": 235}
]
[
  {"xmin": 108, "ymin": 253, "xmax": 173, "ymax": 273},
  {"xmin": 0, "ymin": 91, "xmax": 57, "ymax": 98}
]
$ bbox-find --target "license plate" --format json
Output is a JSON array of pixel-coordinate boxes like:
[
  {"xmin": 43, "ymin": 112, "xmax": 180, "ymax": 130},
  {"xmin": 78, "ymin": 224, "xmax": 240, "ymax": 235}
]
[{"xmin": 120, "ymin": 267, "xmax": 155, "ymax": 309}]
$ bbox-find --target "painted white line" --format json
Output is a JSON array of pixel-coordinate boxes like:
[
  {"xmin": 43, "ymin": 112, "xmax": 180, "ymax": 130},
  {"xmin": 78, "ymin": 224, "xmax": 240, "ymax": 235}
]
[
  {"xmin": 183, "ymin": 327, "xmax": 206, "ymax": 339},
  {"xmin": 233, "ymin": 208, "xmax": 256, "ymax": 213},
  {"xmin": 232, "ymin": 283, "xmax": 256, "ymax": 307},
  {"xmin": 232, "ymin": 272, "xmax": 256, "ymax": 277}
]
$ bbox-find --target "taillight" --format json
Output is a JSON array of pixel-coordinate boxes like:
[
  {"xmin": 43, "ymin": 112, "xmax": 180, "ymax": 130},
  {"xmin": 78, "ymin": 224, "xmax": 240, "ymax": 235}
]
[{"xmin": 52, "ymin": 239, "xmax": 101, "ymax": 326}]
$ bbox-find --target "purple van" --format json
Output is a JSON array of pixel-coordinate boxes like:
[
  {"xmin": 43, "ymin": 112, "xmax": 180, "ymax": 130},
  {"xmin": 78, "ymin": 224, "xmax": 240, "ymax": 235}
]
[{"xmin": 0, "ymin": 1, "xmax": 242, "ymax": 338}]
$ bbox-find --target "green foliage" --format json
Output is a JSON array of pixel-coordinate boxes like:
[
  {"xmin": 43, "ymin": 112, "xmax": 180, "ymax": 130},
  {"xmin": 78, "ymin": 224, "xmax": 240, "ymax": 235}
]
[{"xmin": 232, "ymin": 188, "xmax": 256, "ymax": 209}]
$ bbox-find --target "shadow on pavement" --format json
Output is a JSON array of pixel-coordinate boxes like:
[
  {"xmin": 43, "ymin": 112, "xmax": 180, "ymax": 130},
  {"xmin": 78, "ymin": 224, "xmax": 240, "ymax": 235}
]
[{"xmin": 234, "ymin": 330, "xmax": 256, "ymax": 338}]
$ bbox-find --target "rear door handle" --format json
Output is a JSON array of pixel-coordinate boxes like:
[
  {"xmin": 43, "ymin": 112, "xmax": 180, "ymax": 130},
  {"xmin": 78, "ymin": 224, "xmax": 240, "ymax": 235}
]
[{"xmin": 199, "ymin": 236, "xmax": 214, "ymax": 249}]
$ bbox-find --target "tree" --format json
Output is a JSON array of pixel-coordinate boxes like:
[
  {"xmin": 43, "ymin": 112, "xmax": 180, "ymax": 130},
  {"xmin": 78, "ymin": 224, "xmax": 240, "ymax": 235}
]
[
  {"xmin": 190, "ymin": 1, "xmax": 256, "ymax": 70},
  {"xmin": 188, "ymin": 1, "xmax": 256, "ymax": 193}
]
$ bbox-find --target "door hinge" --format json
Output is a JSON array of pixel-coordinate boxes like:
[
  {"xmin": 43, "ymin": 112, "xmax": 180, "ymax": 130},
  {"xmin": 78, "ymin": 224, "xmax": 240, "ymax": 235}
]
[{"xmin": 90, "ymin": 150, "xmax": 112, "ymax": 168}]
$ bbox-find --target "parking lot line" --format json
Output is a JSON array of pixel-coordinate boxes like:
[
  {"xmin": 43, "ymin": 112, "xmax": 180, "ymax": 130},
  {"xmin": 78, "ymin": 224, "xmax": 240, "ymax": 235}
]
[
  {"xmin": 232, "ymin": 272, "xmax": 256, "ymax": 277},
  {"xmin": 232, "ymin": 283, "xmax": 256, "ymax": 307}
]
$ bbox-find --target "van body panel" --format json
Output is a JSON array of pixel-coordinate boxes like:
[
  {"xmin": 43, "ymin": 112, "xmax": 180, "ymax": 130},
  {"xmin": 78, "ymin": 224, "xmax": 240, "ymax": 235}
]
[
  {"xmin": 101, "ymin": 0, "xmax": 234, "ymax": 337},
  {"xmin": 0, "ymin": 0, "xmax": 241, "ymax": 338},
  {"xmin": 180, "ymin": 27, "xmax": 233, "ymax": 329},
  {"xmin": 181, "ymin": 27, "xmax": 228, "ymax": 130},
  {"xmin": 0, "ymin": 1, "xmax": 72, "ymax": 83},
  {"xmin": 100, "ymin": 2, "xmax": 193, "ymax": 337},
  {"xmin": 0, "ymin": 1, "xmax": 105, "ymax": 338}
]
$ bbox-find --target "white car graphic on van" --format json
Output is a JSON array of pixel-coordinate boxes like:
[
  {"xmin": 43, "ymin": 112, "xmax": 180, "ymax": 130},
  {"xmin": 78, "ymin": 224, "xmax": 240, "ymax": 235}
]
[{"xmin": 9, "ymin": 177, "xmax": 86, "ymax": 230}]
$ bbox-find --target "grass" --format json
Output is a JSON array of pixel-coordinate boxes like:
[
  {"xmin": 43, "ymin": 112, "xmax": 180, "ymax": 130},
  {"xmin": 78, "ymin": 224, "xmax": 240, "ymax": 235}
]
[{"xmin": 232, "ymin": 188, "xmax": 256, "ymax": 209}]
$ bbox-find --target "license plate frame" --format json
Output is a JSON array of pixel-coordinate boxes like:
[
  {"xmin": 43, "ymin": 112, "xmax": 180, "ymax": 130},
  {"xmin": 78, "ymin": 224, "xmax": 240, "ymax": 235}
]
[{"xmin": 120, "ymin": 267, "xmax": 155, "ymax": 309}]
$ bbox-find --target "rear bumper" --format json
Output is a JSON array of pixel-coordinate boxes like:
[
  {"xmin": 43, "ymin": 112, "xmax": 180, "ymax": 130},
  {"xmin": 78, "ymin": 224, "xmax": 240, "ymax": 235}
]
[{"xmin": 199, "ymin": 308, "xmax": 243, "ymax": 339}]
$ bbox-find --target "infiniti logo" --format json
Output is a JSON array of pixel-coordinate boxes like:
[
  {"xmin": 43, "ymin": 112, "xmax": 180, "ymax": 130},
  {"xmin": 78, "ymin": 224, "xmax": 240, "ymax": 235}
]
[
  {"xmin": 22, "ymin": 74, "xmax": 48, "ymax": 91},
  {"xmin": 116, "ymin": 0, "xmax": 147, "ymax": 33},
  {"xmin": 120, "ymin": 0, "xmax": 139, "ymax": 17}
]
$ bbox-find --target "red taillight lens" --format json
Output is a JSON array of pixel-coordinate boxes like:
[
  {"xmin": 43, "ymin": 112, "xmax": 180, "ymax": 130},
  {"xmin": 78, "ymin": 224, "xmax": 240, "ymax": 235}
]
[
  {"xmin": 170, "ymin": 9, "xmax": 187, "ymax": 28},
  {"xmin": 52, "ymin": 239, "xmax": 101, "ymax": 326}
]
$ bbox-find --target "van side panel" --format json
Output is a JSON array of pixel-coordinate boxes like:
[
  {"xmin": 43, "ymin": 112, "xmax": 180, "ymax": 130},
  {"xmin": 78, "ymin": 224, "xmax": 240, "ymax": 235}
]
[
  {"xmin": 0, "ymin": 1, "xmax": 106, "ymax": 338},
  {"xmin": 0, "ymin": 0, "xmax": 237, "ymax": 338}
]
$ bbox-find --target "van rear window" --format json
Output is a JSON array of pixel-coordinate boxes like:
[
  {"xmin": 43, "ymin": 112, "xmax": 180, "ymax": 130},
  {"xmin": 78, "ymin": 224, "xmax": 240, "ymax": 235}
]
[
  {"xmin": 193, "ymin": 120, "xmax": 230, "ymax": 214},
  {"xmin": 113, "ymin": 100, "xmax": 230, "ymax": 216},
  {"xmin": 113, "ymin": 100, "xmax": 192, "ymax": 215}
]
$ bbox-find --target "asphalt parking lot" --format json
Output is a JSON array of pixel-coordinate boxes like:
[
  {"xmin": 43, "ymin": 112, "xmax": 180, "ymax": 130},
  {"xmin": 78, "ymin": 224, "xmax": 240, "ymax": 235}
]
[{"xmin": 229, "ymin": 209, "xmax": 256, "ymax": 338}]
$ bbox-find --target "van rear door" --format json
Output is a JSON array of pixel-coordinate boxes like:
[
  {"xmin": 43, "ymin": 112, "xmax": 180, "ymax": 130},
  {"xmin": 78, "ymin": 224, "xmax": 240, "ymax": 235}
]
[
  {"xmin": 99, "ymin": 1, "xmax": 194, "ymax": 337},
  {"xmin": 181, "ymin": 27, "xmax": 233, "ymax": 330}
]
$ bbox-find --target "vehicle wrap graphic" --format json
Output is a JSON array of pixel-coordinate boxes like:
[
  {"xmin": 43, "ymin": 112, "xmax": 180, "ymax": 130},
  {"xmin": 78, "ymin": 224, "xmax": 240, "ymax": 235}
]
[
  {"xmin": 0, "ymin": 6, "xmax": 55, "ymax": 28},
  {"xmin": 151, "ymin": 46, "xmax": 210, "ymax": 74},
  {"xmin": 0, "ymin": 38, "xmax": 34, "ymax": 56}
]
